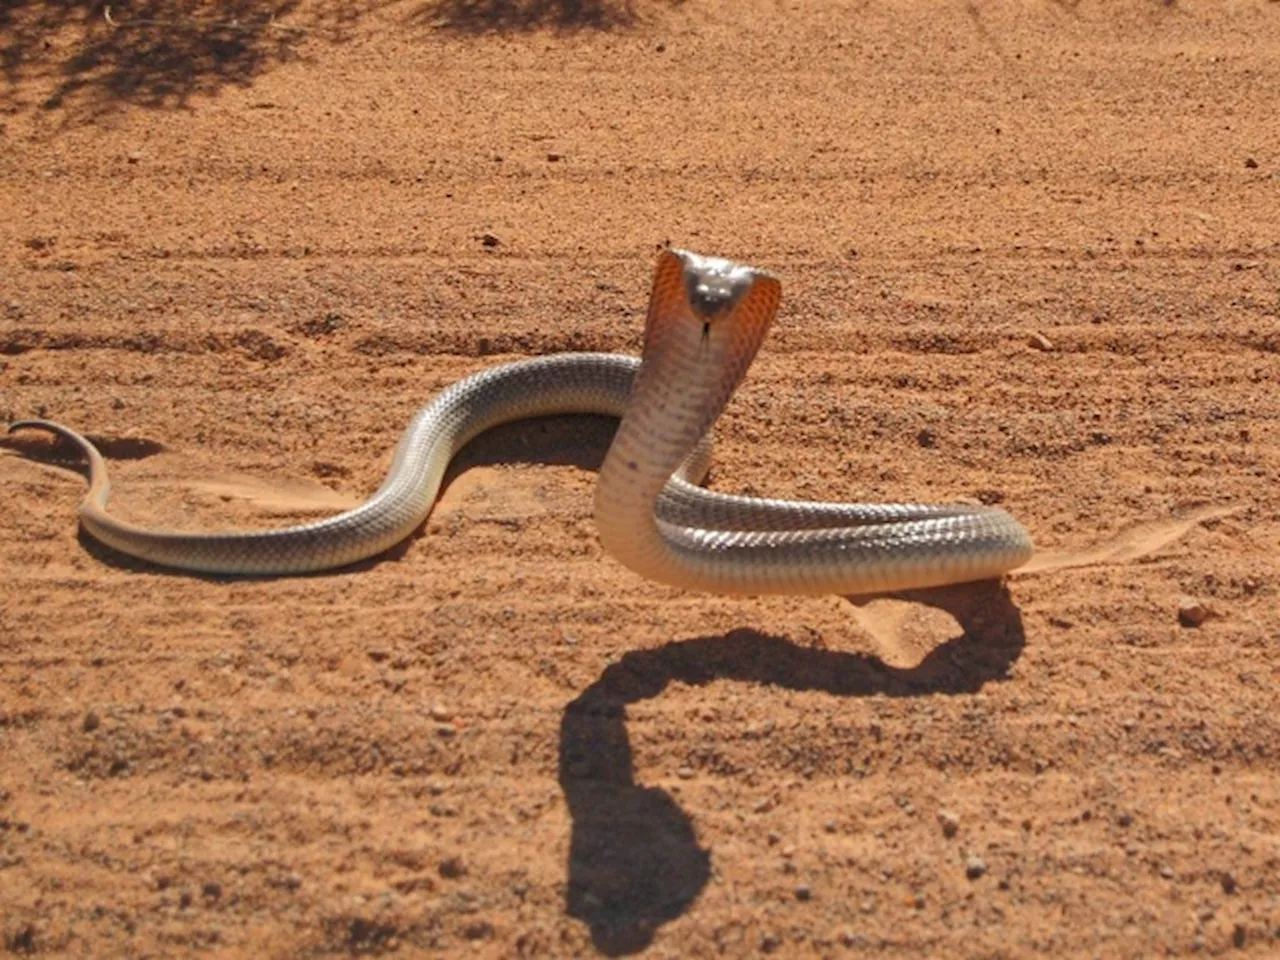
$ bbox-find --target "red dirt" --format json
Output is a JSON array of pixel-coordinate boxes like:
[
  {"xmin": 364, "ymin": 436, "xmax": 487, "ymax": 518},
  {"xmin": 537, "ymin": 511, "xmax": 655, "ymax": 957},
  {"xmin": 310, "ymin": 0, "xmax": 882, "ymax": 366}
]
[{"xmin": 2, "ymin": 1, "xmax": 1278, "ymax": 956}]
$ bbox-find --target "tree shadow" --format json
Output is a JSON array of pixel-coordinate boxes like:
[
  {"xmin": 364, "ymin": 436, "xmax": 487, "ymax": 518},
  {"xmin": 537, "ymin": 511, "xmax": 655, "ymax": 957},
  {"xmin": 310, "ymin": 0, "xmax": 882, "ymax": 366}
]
[
  {"xmin": 0, "ymin": 0, "xmax": 676, "ymax": 119},
  {"xmin": 408, "ymin": 0, "xmax": 655, "ymax": 34},
  {"xmin": 559, "ymin": 580, "xmax": 1026, "ymax": 954},
  {"xmin": 1, "ymin": 1, "xmax": 315, "ymax": 116}
]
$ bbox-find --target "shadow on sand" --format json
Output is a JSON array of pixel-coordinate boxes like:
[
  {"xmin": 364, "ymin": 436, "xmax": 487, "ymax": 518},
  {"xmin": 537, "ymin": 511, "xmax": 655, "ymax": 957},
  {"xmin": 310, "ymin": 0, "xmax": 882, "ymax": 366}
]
[
  {"xmin": 6, "ymin": 413, "xmax": 1027, "ymax": 955},
  {"xmin": 559, "ymin": 580, "xmax": 1026, "ymax": 954},
  {"xmin": 1, "ymin": 0, "xmax": 673, "ymax": 118}
]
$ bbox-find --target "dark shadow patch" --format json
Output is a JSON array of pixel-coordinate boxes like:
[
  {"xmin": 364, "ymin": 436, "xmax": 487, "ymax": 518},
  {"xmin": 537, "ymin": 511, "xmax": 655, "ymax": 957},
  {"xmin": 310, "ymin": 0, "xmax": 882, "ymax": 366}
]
[
  {"xmin": 560, "ymin": 580, "xmax": 1025, "ymax": 954},
  {"xmin": 444, "ymin": 412, "xmax": 619, "ymax": 480},
  {"xmin": 1, "ymin": 1, "xmax": 307, "ymax": 117},
  {"xmin": 0, "ymin": 0, "xmax": 679, "ymax": 119},
  {"xmin": 410, "ymin": 0, "xmax": 651, "ymax": 34}
]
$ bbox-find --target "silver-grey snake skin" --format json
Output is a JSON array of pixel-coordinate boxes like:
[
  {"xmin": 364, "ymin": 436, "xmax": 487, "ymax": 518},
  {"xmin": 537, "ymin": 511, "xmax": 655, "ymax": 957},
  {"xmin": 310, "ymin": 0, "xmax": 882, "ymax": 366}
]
[{"xmin": 8, "ymin": 249, "xmax": 1034, "ymax": 594}]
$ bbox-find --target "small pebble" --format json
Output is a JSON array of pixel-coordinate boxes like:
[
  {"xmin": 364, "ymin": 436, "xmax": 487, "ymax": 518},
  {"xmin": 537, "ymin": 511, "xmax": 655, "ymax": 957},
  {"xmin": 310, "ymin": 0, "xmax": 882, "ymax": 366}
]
[
  {"xmin": 1233, "ymin": 923, "xmax": 1247, "ymax": 948},
  {"xmin": 1244, "ymin": 157, "xmax": 1258, "ymax": 169},
  {"xmin": 1178, "ymin": 596, "xmax": 1215, "ymax": 627},
  {"xmin": 937, "ymin": 809, "xmax": 960, "ymax": 839},
  {"xmin": 676, "ymin": 766, "xmax": 694, "ymax": 779},
  {"xmin": 481, "ymin": 233, "xmax": 500, "ymax": 248},
  {"xmin": 1221, "ymin": 872, "xmax": 1237, "ymax": 895},
  {"xmin": 202, "ymin": 881, "xmax": 222, "ymax": 900},
  {"xmin": 965, "ymin": 855, "xmax": 987, "ymax": 880},
  {"xmin": 794, "ymin": 883, "xmax": 812, "ymax": 902},
  {"xmin": 1028, "ymin": 331, "xmax": 1055, "ymax": 351},
  {"xmin": 429, "ymin": 704, "xmax": 452, "ymax": 722},
  {"xmin": 438, "ymin": 856, "xmax": 467, "ymax": 879},
  {"xmin": 81, "ymin": 710, "xmax": 100, "ymax": 733}
]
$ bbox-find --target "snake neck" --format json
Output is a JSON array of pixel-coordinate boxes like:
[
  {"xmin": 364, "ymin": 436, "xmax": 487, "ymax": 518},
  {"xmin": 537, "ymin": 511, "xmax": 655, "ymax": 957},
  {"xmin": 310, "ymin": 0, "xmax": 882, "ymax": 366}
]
[
  {"xmin": 593, "ymin": 251, "xmax": 781, "ymax": 591},
  {"xmin": 593, "ymin": 333, "xmax": 735, "ymax": 589}
]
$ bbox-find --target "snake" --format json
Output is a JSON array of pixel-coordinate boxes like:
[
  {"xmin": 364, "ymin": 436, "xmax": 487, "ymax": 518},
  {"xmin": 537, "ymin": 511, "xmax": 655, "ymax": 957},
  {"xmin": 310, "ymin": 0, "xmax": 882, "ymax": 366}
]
[{"xmin": 7, "ymin": 249, "xmax": 1034, "ymax": 594}]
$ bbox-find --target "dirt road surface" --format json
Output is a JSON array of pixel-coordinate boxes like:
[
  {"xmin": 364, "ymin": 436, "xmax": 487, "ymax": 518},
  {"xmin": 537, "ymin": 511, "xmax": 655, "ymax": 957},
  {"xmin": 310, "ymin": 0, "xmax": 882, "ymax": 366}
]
[{"xmin": 2, "ymin": 1, "xmax": 1278, "ymax": 956}]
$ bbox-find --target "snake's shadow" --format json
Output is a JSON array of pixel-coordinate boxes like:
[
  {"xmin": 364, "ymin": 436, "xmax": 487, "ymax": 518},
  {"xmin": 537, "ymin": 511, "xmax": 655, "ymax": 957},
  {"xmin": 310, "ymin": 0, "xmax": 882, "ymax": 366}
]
[
  {"xmin": 560, "ymin": 579, "xmax": 1025, "ymax": 955},
  {"xmin": 9, "ymin": 418, "xmax": 1027, "ymax": 956}
]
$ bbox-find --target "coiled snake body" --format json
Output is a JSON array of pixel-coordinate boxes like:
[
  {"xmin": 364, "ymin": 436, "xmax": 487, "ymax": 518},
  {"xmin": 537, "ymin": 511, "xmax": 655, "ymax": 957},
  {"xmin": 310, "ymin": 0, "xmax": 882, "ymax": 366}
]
[{"xmin": 9, "ymin": 250, "xmax": 1033, "ymax": 593}]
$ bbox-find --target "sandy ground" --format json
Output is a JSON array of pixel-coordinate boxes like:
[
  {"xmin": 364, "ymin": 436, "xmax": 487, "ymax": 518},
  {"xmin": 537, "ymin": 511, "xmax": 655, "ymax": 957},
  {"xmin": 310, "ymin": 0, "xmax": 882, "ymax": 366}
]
[{"xmin": 2, "ymin": 0, "xmax": 1279, "ymax": 956}]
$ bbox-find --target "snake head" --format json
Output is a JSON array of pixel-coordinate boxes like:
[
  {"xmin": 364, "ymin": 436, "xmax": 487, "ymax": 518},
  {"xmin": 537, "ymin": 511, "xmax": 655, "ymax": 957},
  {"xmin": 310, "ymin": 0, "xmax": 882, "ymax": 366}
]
[{"xmin": 677, "ymin": 249, "xmax": 765, "ymax": 321}]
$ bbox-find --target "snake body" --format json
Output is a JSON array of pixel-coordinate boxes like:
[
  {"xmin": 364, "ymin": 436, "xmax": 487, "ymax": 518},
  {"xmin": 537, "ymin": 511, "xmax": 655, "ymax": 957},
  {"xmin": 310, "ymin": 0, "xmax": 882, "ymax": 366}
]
[{"xmin": 9, "ymin": 250, "xmax": 1033, "ymax": 593}]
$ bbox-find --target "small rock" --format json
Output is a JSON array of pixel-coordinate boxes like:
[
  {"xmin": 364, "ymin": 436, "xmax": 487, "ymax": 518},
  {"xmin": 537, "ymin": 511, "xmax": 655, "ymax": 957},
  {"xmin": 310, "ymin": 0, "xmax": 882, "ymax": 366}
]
[
  {"xmin": 655, "ymin": 41, "xmax": 666, "ymax": 52},
  {"xmin": 1028, "ymin": 331, "xmax": 1055, "ymax": 351},
  {"xmin": 429, "ymin": 703, "xmax": 452, "ymax": 722},
  {"xmin": 1117, "ymin": 812, "xmax": 1134, "ymax": 828},
  {"xmin": 916, "ymin": 429, "xmax": 936, "ymax": 448},
  {"xmin": 438, "ymin": 856, "xmax": 467, "ymax": 879},
  {"xmin": 676, "ymin": 766, "xmax": 694, "ymax": 779},
  {"xmin": 937, "ymin": 809, "xmax": 960, "ymax": 839},
  {"xmin": 1221, "ymin": 872, "xmax": 1237, "ymax": 895},
  {"xmin": 794, "ymin": 883, "xmax": 812, "ymax": 901},
  {"xmin": 1233, "ymin": 923, "xmax": 1247, "ymax": 947},
  {"xmin": 760, "ymin": 932, "xmax": 781, "ymax": 953},
  {"xmin": 126, "ymin": 151, "xmax": 142, "ymax": 164},
  {"xmin": 753, "ymin": 798, "xmax": 774, "ymax": 814},
  {"xmin": 823, "ymin": 819, "xmax": 837, "ymax": 834},
  {"xmin": 1178, "ymin": 596, "xmax": 1215, "ymax": 627},
  {"xmin": 81, "ymin": 710, "xmax": 100, "ymax": 733},
  {"xmin": 4, "ymin": 924, "xmax": 35, "ymax": 953},
  {"xmin": 463, "ymin": 920, "xmax": 493, "ymax": 941},
  {"xmin": 965, "ymin": 855, "xmax": 987, "ymax": 880},
  {"xmin": 1244, "ymin": 157, "xmax": 1258, "ymax": 169},
  {"xmin": 480, "ymin": 233, "xmax": 501, "ymax": 248},
  {"xmin": 546, "ymin": 152, "xmax": 562, "ymax": 162},
  {"xmin": 202, "ymin": 881, "xmax": 222, "ymax": 900}
]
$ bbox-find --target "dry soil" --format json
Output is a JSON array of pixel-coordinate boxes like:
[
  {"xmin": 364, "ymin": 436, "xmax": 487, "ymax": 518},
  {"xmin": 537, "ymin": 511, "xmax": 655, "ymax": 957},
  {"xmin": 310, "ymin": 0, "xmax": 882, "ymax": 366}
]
[{"xmin": 1, "ymin": 0, "xmax": 1279, "ymax": 956}]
